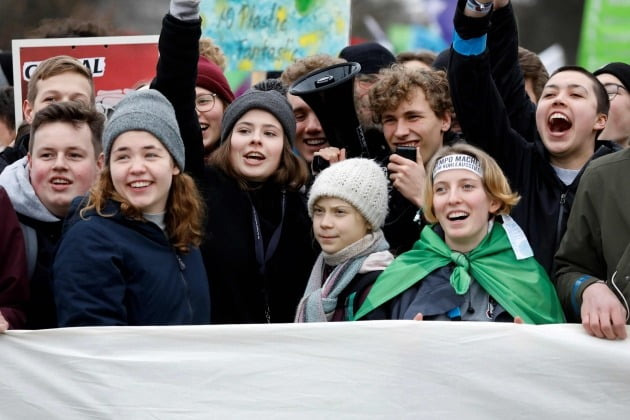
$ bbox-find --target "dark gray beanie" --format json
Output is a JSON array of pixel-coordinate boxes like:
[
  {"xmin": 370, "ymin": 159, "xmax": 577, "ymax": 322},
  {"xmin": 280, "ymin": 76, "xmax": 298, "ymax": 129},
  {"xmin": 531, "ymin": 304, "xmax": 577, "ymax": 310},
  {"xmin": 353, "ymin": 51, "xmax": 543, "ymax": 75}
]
[
  {"xmin": 103, "ymin": 89, "xmax": 185, "ymax": 170},
  {"xmin": 220, "ymin": 87, "xmax": 296, "ymax": 145}
]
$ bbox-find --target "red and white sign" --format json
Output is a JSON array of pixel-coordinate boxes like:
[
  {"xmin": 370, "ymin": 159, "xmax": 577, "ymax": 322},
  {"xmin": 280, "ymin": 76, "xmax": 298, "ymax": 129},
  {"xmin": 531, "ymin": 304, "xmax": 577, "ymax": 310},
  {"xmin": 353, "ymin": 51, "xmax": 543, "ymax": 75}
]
[{"xmin": 12, "ymin": 35, "xmax": 159, "ymax": 125}]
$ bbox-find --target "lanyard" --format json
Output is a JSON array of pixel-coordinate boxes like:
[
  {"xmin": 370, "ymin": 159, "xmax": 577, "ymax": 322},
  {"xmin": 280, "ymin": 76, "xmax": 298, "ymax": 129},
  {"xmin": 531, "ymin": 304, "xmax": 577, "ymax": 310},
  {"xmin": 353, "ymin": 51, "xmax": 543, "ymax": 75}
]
[{"xmin": 248, "ymin": 190, "xmax": 287, "ymax": 277}]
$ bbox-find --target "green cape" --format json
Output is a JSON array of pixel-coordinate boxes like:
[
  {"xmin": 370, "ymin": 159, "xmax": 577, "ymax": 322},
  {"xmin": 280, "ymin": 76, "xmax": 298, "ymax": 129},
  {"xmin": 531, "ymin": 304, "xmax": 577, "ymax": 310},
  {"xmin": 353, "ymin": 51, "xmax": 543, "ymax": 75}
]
[{"xmin": 353, "ymin": 223, "xmax": 565, "ymax": 324}]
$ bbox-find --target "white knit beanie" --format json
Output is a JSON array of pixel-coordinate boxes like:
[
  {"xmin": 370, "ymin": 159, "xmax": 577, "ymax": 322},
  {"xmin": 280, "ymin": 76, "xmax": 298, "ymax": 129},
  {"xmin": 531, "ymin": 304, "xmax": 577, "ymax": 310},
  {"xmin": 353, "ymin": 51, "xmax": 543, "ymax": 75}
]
[{"xmin": 308, "ymin": 158, "xmax": 389, "ymax": 229}]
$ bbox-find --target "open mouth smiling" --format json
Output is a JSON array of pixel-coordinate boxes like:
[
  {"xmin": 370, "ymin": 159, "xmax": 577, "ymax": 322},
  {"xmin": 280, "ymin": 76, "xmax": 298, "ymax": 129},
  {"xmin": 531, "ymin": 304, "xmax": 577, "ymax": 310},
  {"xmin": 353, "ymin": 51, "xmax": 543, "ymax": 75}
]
[
  {"xmin": 130, "ymin": 181, "xmax": 151, "ymax": 188},
  {"xmin": 396, "ymin": 141, "xmax": 419, "ymax": 147},
  {"xmin": 548, "ymin": 112, "xmax": 573, "ymax": 134},
  {"xmin": 244, "ymin": 151, "xmax": 265, "ymax": 161},
  {"xmin": 50, "ymin": 177, "xmax": 71, "ymax": 185},
  {"xmin": 304, "ymin": 138, "xmax": 327, "ymax": 147},
  {"xmin": 447, "ymin": 211, "xmax": 469, "ymax": 221}
]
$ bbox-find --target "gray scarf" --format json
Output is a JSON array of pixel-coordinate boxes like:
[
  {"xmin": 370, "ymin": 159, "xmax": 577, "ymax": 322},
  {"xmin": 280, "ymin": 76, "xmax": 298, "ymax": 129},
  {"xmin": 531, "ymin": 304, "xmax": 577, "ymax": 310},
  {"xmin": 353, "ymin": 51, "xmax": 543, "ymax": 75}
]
[{"xmin": 295, "ymin": 230, "xmax": 391, "ymax": 322}]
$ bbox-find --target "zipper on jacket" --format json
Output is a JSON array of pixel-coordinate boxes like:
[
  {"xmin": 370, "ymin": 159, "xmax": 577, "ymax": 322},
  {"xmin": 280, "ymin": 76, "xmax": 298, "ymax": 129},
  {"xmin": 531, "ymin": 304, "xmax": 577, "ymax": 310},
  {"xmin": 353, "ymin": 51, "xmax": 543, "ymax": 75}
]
[
  {"xmin": 555, "ymin": 192, "xmax": 567, "ymax": 249},
  {"xmin": 175, "ymin": 254, "xmax": 194, "ymax": 320}
]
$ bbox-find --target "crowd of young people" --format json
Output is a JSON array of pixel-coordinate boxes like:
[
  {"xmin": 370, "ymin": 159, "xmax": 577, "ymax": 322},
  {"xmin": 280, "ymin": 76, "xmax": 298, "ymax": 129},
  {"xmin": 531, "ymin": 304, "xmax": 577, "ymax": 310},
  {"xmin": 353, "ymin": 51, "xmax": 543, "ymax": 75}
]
[{"xmin": 0, "ymin": 0, "xmax": 629, "ymax": 341}]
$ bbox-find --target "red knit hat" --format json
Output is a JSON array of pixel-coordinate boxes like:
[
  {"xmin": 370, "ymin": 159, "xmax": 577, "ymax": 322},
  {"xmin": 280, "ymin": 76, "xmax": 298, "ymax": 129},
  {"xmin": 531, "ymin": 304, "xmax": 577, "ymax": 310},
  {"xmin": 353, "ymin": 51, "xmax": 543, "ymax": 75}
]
[{"xmin": 196, "ymin": 57, "xmax": 234, "ymax": 105}]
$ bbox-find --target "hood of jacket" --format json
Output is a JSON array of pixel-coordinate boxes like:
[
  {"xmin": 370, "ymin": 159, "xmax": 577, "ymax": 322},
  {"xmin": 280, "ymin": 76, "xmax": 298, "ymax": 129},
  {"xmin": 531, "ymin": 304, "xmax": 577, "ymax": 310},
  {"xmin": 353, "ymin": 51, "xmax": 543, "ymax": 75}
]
[{"xmin": 0, "ymin": 156, "xmax": 59, "ymax": 223}]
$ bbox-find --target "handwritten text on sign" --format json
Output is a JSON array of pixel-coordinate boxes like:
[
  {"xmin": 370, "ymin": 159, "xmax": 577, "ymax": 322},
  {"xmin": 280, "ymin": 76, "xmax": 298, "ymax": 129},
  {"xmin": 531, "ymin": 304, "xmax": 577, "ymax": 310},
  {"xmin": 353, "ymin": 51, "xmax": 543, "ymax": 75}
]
[{"xmin": 200, "ymin": 0, "xmax": 350, "ymax": 71}]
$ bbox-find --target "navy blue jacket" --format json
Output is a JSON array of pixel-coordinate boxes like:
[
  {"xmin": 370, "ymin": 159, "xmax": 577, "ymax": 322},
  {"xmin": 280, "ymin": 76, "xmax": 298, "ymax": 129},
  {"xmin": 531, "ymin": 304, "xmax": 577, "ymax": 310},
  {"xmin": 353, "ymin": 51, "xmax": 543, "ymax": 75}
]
[{"xmin": 53, "ymin": 200, "xmax": 210, "ymax": 327}]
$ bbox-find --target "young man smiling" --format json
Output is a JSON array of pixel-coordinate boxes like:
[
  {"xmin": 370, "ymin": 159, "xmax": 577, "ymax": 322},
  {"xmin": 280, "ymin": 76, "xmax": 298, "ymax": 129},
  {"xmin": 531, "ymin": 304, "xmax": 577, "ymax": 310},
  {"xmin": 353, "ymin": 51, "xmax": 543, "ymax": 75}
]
[
  {"xmin": 0, "ymin": 101, "xmax": 103, "ymax": 328},
  {"xmin": 0, "ymin": 55, "xmax": 94, "ymax": 173},
  {"xmin": 447, "ymin": 0, "xmax": 617, "ymax": 276},
  {"xmin": 368, "ymin": 65, "xmax": 454, "ymax": 254},
  {"xmin": 280, "ymin": 54, "xmax": 343, "ymax": 166}
]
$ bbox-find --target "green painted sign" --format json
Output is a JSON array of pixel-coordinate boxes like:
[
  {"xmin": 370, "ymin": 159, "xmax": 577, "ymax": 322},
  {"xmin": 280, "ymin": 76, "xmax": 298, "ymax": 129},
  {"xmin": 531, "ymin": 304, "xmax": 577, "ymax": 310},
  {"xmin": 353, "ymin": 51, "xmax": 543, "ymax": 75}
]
[
  {"xmin": 578, "ymin": 0, "xmax": 630, "ymax": 70},
  {"xmin": 200, "ymin": 0, "xmax": 350, "ymax": 72}
]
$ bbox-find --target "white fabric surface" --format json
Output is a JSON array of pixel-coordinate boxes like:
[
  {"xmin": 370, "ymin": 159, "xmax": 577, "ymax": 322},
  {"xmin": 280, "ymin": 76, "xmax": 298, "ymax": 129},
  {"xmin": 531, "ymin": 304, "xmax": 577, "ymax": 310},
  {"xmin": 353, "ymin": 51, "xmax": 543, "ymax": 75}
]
[{"xmin": 1, "ymin": 321, "xmax": 629, "ymax": 419}]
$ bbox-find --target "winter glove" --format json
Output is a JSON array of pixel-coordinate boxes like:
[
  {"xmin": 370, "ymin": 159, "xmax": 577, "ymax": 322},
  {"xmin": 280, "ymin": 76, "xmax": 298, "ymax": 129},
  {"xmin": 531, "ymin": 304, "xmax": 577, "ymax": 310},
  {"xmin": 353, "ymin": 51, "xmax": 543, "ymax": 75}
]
[
  {"xmin": 169, "ymin": 0, "xmax": 201, "ymax": 21},
  {"xmin": 454, "ymin": 0, "xmax": 492, "ymax": 39}
]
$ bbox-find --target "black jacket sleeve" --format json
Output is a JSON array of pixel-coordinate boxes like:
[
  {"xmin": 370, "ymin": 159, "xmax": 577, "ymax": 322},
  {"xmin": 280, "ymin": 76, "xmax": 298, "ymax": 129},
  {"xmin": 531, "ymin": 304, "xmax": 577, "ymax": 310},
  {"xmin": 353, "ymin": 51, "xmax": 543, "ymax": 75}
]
[
  {"xmin": 488, "ymin": 3, "xmax": 538, "ymax": 142},
  {"xmin": 151, "ymin": 14, "xmax": 204, "ymax": 182},
  {"xmin": 448, "ymin": 2, "xmax": 538, "ymax": 187}
]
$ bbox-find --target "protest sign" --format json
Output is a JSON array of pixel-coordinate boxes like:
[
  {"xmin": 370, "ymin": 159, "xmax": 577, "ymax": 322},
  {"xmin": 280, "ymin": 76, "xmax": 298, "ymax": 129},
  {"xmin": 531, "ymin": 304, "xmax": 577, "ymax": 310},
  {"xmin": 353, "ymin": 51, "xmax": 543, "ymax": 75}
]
[
  {"xmin": 200, "ymin": 0, "xmax": 351, "ymax": 71},
  {"xmin": 12, "ymin": 35, "xmax": 159, "ymax": 125},
  {"xmin": 2, "ymin": 321, "xmax": 629, "ymax": 418},
  {"xmin": 578, "ymin": 0, "xmax": 630, "ymax": 70}
]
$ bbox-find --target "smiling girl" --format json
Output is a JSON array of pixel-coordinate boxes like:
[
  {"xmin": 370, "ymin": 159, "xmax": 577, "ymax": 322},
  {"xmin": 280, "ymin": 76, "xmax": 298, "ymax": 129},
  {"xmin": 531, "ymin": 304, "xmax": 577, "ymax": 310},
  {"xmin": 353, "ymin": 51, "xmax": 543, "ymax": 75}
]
[
  {"xmin": 353, "ymin": 144, "xmax": 565, "ymax": 324},
  {"xmin": 53, "ymin": 90, "xmax": 210, "ymax": 326},
  {"xmin": 195, "ymin": 56, "xmax": 234, "ymax": 163},
  {"xmin": 151, "ymin": 0, "xmax": 315, "ymax": 323},
  {"xmin": 295, "ymin": 158, "xmax": 393, "ymax": 322},
  {"xmin": 203, "ymin": 82, "xmax": 317, "ymax": 324}
]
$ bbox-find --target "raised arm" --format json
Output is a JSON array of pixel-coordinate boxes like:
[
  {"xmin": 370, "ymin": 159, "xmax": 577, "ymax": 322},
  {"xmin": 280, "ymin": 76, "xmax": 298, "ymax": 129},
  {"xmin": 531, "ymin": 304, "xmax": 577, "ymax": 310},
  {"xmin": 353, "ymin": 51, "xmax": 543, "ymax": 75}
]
[
  {"xmin": 448, "ymin": 0, "xmax": 533, "ymax": 182},
  {"xmin": 487, "ymin": 0, "xmax": 538, "ymax": 141},
  {"xmin": 151, "ymin": 0, "xmax": 204, "ymax": 182}
]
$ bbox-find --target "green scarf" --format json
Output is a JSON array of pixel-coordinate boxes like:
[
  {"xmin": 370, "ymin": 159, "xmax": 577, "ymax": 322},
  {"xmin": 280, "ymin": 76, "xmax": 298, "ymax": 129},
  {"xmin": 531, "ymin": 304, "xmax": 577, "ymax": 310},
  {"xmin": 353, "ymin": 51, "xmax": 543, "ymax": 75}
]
[{"xmin": 353, "ymin": 223, "xmax": 565, "ymax": 324}]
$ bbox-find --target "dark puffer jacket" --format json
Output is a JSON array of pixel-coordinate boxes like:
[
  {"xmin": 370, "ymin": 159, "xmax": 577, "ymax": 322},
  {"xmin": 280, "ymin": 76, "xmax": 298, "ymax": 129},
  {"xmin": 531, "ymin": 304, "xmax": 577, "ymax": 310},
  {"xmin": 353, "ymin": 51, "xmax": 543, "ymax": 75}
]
[{"xmin": 53, "ymin": 199, "xmax": 210, "ymax": 327}]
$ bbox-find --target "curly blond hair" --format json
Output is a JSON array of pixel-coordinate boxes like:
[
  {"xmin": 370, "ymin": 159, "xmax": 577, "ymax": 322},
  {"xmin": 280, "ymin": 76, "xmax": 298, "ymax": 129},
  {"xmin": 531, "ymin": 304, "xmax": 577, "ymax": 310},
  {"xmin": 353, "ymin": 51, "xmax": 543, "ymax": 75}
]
[
  {"xmin": 199, "ymin": 37, "xmax": 227, "ymax": 71},
  {"xmin": 369, "ymin": 64, "xmax": 453, "ymax": 125},
  {"xmin": 396, "ymin": 50, "xmax": 437, "ymax": 68}
]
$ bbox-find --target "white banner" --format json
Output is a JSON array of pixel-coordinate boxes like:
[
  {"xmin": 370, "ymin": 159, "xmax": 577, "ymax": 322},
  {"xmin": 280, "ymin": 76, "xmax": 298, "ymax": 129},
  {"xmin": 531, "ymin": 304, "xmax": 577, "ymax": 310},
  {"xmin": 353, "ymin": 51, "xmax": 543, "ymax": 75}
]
[{"xmin": 1, "ymin": 321, "xmax": 629, "ymax": 419}]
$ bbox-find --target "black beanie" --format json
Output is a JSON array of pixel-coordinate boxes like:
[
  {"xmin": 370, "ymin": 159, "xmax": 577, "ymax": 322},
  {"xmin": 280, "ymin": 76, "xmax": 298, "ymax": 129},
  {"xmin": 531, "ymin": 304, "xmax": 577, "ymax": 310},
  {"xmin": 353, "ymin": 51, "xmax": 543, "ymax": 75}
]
[
  {"xmin": 594, "ymin": 62, "xmax": 630, "ymax": 92},
  {"xmin": 339, "ymin": 42, "xmax": 395, "ymax": 74}
]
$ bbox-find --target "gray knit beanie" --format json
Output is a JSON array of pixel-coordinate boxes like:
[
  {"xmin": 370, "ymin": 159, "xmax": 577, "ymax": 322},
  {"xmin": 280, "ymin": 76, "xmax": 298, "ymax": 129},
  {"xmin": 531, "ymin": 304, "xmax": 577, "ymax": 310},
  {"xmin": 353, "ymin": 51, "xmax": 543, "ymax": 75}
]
[
  {"xmin": 220, "ymin": 85, "xmax": 296, "ymax": 145},
  {"xmin": 308, "ymin": 158, "xmax": 389, "ymax": 229},
  {"xmin": 102, "ymin": 89, "xmax": 185, "ymax": 170}
]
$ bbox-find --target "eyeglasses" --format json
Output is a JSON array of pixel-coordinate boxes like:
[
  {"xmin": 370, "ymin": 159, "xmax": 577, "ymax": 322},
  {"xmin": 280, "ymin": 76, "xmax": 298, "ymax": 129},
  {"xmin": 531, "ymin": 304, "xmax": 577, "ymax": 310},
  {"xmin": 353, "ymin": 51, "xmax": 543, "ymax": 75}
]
[
  {"xmin": 604, "ymin": 83, "xmax": 626, "ymax": 101},
  {"xmin": 195, "ymin": 93, "xmax": 217, "ymax": 112}
]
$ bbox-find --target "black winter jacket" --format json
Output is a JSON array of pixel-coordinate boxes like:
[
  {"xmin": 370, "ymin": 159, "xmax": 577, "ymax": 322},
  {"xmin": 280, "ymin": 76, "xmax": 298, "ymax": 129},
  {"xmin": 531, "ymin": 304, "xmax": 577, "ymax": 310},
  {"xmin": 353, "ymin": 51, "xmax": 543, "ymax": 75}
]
[
  {"xmin": 152, "ymin": 14, "xmax": 317, "ymax": 323},
  {"xmin": 18, "ymin": 213, "xmax": 62, "ymax": 329},
  {"xmin": 203, "ymin": 167, "xmax": 316, "ymax": 323}
]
